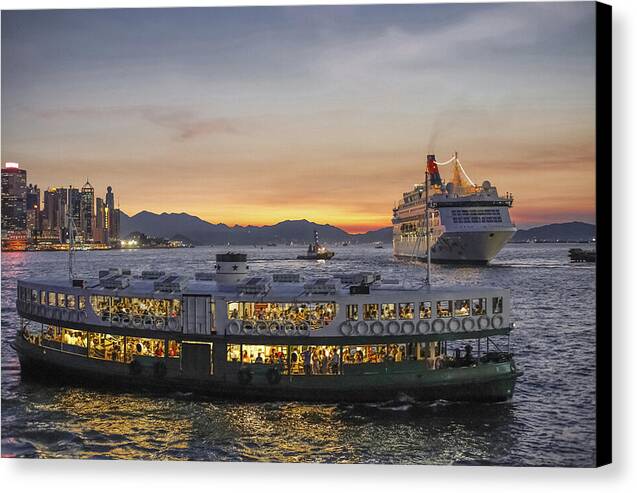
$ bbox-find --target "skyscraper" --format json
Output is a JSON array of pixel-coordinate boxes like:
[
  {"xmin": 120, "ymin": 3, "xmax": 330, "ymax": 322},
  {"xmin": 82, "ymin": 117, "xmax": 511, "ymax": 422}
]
[
  {"xmin": 94, "ymin": 197, "xmax": 107, "ymax": 244},
  {"xmin": 105, "ymin": 185, "xmax": 119, "ymax": 244},
  {"xmin": 1, "ymin": 162, "xmax": 28, "ymax": 248},
  {"xmin": 80, "ymin": 180, "xmax": 94, "ymax": 242},
  {"xmin": 26, "ymin": 183, "xmax": 41, "ymax": 239}
]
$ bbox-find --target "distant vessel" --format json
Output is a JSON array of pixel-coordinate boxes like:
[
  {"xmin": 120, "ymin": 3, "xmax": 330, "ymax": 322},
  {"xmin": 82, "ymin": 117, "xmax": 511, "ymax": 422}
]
[
  {"xmin": 568, "ymin": 248, "xmax": 596, "ymax": 263},
  {"xmin": 297, "ymin": 230, "xmax": 335, "ymax": 260},
  {"xmin": 393, "ymin": 153, "xmax": 516, "ymax": 264},
  {"xmin": 374, "ymin": 242, "xmax": 384, "ymax": 249}
]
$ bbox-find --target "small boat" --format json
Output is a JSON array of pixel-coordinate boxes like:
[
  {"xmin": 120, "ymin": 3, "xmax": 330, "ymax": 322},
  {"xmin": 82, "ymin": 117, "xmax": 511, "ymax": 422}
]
[
  {"xmin": 342, "ymin": 241, "xmax": 350, "ymax": 247},
  {"xmin": 569, "ymin": 248, "xmax": 596, "ymax": 263},
  {"xmin": 267, "ymin": 243, "xmax": 277, "ymax": 247},
  {"xmin": 297, "ymin": 231, "xmax": 335, "ymax": 260},
  {"xmin": 374, "ymin": 242, "xmax": 384, "ymax": 249}
]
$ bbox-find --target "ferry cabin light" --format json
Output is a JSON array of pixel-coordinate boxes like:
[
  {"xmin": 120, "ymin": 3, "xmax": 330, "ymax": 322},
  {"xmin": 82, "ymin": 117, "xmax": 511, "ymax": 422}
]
[{"xmin": 5, "ymin": 162, "xmax": 19, "ymax": 169}]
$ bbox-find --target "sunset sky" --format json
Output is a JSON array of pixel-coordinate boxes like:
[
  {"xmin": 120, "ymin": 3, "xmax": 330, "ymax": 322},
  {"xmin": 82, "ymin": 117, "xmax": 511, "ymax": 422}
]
[{"xmin": 1, "ymin": 2, "xmax": 596, "ymax": 233}]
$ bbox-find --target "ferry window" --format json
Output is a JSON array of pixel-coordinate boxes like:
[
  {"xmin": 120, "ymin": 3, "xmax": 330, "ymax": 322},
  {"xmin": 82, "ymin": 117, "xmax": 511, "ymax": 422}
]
[
  {"xmin": 227, "ymin": 344, "xmax": 242, "ymax": 362},
  {"xmin": 399, "ymin": 303, "xmax": 414, "ymax": 320},
  {"xmin": 57, "ymin": 293, "xmax": 66, "ymax": 307},
  {"xmin": 78, "ymin": 296, "xmax": 86, "ymax": 310},
  {"xmin": 346, "ymin": 304, "xmax": 359, "ymax": 321},
  {"xmin": 43, "ymin": 325, "xmax": 62, "ymax": 342},
  {"xmin": 363, "ymin": 304, "xmax": 379, "ymax": 320},
  {"xmin": 88, "ymin": 333, "xmax": 125, "ymax": 362},
  {"xmin": 289, "ymin": 345, "xmax": 340, "ymax": 375},
  {"xmin": 125, "ymin": 337, "xmax": 165, "ymax": 362},
  {"xmin": 228, "ymin": 302, "xmax": 240, "ymax": 319},
  {"xmin": 62, "ymin": 328, "xmax": 87, "ymax": 347},
  {"xmin": 492, "ymin": 297, "xmax": 503, "ymax": 314},
  {"xmin": 66, "ymin": 294, "xmax": 76, "ymax": 309},
  {"xmin": 472, "ymin": 298, "xmax": 487, "ymax": 316},
  {"xmin": 91, "ymin": 296, "xmax": 111, "ymax": 318},
  {"xmin": 342, "ymin": 345, "xmax": 387, "ymax": 365},
  {"xmin": 210, "ymin": 302, "xmax": 216, "ymax": 333},
  {"xmin": 30, "ymin": 289, "xmax": 38, "ymax": 303},
  {"xmin": 419, "ymin": 302, "xmax": 432, "ymax": 319},
  {"xmin": 170, "ymin": 299, "xmax": 182, "ymax": 317},
  {"xmin": 436, "ymin": 300, "xmax": 452, "ymax": 318},
  {"xmin": 381, "ymin": 303, "xmax": 397, "ymax": 320},
  {"xmin": 40, "ymin": 291, "xmax": 46, "ymax": 305},
  {"xmin": 168, "ymin": 341, "xmax": 181, "ymax": 358},
  {"xmin": 240, "ymin": 345, "xmax": 289, "ymax": 372},
  {"xmin": 454, "ymin": 299, "xmax": 470, "ymax": 317},
  {"xmin": 48, "ymin": 292, "xmax": 56, "ymax": 306}
]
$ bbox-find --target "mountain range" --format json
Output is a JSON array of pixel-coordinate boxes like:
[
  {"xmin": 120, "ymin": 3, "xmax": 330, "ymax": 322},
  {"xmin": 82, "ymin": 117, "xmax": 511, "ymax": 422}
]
[
  {"xmin": 120, "ymin": 211, "xmax": 595, "ymax": 245},
  {"xmin": 120, "ymin": 211, "xmax": 392, "ymax": 245}
]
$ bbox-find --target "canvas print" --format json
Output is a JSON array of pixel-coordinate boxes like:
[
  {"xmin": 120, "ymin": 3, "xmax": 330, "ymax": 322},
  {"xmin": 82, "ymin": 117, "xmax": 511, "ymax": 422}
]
[{"xmin": 1, "ymin": 2, "xmax": 610, "ymax": 466}]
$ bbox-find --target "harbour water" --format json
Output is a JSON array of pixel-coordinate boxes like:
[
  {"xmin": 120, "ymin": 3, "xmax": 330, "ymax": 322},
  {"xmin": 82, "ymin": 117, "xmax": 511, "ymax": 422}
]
[{"xmin": 1, "ymin": 244, "xmax": 596, "ymax": 465}]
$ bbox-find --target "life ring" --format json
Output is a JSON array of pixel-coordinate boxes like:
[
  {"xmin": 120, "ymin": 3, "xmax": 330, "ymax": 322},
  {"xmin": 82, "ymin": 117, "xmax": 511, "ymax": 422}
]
[
  {"xmin": 227, "ymin": 320, "xmax": 241, "ymax": 335},
  {"xmin": 255, "ymin": 321, "xmax": 268, "ymax": 335},
  {"xmin": 133, "ymin": 316, "xmax": 143, "ymax": 328},
  {"xmin": 154, "ymin": 317, "xmax": 165, "ymax": 330},
  {"xmin": 478, "ymin": 315, "xmax": 490, "ymax": 330},
  {"xmin": 167, "ymin": 317, "xmax": 178, "ymax": 331},
  {"xmin": 339, "ymin": 322, "xmax": 353, "ymax": 336},
  {"xmin": 268, "ymin": 321, "xmax": 281, "ymax": 336},
  {"xmin": 153, "ymin": 361, "xmax": 168, "ymax": 378},
  {"xmin": 401, "ymin": 321, "xmax": 415, "ymax": 335},
  {"xmin": 355, "ymin": 321, "xmax": 369, "ymax": 336},
  {"xmin": 129, "ymin": 359, "xmax": 143, "ymax": 376},
  {"xmin": 266, "ymin": 367, "xmax": 282, "ymax": 385},
  {"xmin": 432, "ymin": 318, "xmax": 446, "ymax": 334},
  {"xmin": 371, "ymin": 321, "xmax": 384, "ymax": 336},
  {"xmin": 242, "ymin": 320, "xmax": 255, "ymax": 334},
  {"xmin": 238, "ymin": 367, "xmax": 252, "ymax": 385},
  {"xmin": 462, "ymin": 317, "xmax": 476, "ymax": 332},
  {"xmin": 284, "ymin": 321, "xmax": 296, "ymax": 336},
  {"xmin": 297, "ymin": 321, "xmax": 310, "ymax": 335},
  {"xmin": 447, "ymin": 318, "xmax": 461, "ymax": 333},
  {"xmin": 387, "ymin": 321, "xmax": 401, "ymax": 336},
  {"xmin": 121, "ymin": 315, "xmax": 132, "ymax": 327},
  {"xmin": 492, "ymin": 315, "xmax": 504, "ymax": 329},
  {"xmin": 101, "ymin": 313, "xmax": 110, "ymax": 323},
  {"xmin": 417, "ymin": 320, "xmax": 430, "ymax": 334},
  {"xmin": 143, "ymin": 316, "xmax": 154, "ymax": 328},
  {"xmin": 111, "ymin": 315, "xmax": 121, "ymax": 326}
]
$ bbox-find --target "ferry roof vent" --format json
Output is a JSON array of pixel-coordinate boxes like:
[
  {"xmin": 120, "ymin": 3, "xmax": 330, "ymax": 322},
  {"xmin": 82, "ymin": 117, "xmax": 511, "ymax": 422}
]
[
  {"xmin": 141, "ymin": 270, "xmax": 165, "ymax": 280},
  {"xmin": 303, "ymin": 278, "xmax": 339, "ymax": 295},
  {"xmin": 154, "ymin": 275, "xmax": 188, "ymax": 292},
  {"xmin": 273, "ymin": 273, "xmax": 301, "ymax": 283},
  {"xmin": 195, "ymin": 272, "xmax": 216, "ymax": 281},
  {"xmin": 238, "ymin": 276, "xmax": 270, "ymax": 295},
  {"xmin": 99, "ymin": 268, "xmax": 121, "ymax": 279},
  {"xmin": 100, "ymin": 275, "xmax": 129, "ymax": 290}
]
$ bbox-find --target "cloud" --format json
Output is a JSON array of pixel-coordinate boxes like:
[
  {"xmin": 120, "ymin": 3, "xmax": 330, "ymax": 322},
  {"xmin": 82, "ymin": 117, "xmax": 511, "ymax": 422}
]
[{"xmin": 33, "ymin": 105, "xmax": 242, "ymax": 141}]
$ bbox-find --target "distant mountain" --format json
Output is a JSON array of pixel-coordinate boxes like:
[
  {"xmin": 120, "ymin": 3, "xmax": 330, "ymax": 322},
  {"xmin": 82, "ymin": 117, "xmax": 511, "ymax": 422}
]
[
  {"xmin": 119, "ymin": 211, "xmax": 393, "ymax": 245},
  {"xmin": 512, "ymin": 222, "xmax": 596, "ymax": 242}
]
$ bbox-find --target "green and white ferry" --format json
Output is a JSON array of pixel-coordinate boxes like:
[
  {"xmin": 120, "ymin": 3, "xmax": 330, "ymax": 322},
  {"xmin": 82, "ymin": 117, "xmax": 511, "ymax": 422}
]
[{"xmin": 14, "ymin": 249, "xmax": 521, "ymax": 402}]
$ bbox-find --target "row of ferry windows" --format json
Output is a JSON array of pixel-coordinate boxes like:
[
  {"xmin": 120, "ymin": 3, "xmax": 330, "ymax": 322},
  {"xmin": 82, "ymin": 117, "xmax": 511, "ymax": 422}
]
[
  {"xmin": 90, "ymin": 296, "xmax": 182, "ymax": 319},
  {"xmin": 226, "ymin": 343, "xmax": 442, "ymax": 375},
  {"xmin": 18, "ymin": 287, "xmax": 86, "ymax": 310},
  {"xmin": 24, "ymin": 323, "xmax": 182, "ymax": 362},
  {"xmin": 346, "ymin": 297, "xmax": 502, "ymax": 321},
  {"xmin": 227, "ymin": 302, "xmax": 336, "ymax": 329},
  {"xmin": 451, "ymin": 209, "xmax": 503, "ymax": 224}
]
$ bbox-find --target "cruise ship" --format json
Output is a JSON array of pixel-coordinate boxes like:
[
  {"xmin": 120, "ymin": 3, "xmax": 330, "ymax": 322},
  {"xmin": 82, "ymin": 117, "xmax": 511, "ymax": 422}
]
[{"xmin": 393, "ymin": 153, "xmax": 516, "ymax": 264}]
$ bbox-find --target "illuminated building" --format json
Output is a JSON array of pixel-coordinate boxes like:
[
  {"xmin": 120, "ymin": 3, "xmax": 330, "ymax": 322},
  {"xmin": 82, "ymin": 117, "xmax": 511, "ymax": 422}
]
[
  {"xmin": 26, "ymin": 184, "xmax": 41, "ymax": 239},
  {"xmin": 1, "ymin": 162, "xmax": 28, "ymax": 249},
  {"xmin": 80, "ymin": 180, "xmax": 94, "ymax": 242}
]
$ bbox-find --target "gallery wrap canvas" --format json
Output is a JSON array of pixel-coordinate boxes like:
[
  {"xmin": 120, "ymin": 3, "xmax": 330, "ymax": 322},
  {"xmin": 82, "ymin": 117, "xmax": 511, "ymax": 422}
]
[{"xmin": 0, "ymin": 1, "xmax": 611, "ymax": 467}]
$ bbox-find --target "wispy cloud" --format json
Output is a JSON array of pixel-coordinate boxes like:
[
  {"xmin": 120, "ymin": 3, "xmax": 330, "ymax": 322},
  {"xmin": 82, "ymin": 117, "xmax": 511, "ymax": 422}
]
[{"xmin": 33, "ymin": 105, "xmax": 242, "ymax": 141}]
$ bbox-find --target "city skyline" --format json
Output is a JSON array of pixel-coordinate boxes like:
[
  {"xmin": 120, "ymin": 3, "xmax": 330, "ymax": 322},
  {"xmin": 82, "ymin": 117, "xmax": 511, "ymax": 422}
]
[{"xmin": 1, "ymin": 3, "xmax": 596, "ymax": 233}]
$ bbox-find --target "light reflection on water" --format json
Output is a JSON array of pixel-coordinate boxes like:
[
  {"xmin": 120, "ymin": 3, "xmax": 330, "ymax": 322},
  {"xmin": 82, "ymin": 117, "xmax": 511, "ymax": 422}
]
[{"xmin": 1, "ymin": 244, "xmax": 595, "ymax": 465}]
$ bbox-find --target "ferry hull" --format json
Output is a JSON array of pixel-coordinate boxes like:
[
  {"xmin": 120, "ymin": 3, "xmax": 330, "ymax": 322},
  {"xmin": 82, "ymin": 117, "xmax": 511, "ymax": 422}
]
[
  {"xmin": 14, "ymin": 336, "xmax": 519, "ymax": 403},
  {"xmin": 393, "ymin": 230, "xmax": 515, "ymax": 264}
]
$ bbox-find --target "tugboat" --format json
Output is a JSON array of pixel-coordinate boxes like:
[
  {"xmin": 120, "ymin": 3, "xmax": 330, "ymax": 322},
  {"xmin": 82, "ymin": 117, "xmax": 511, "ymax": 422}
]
[
  {"xmin": 12, "ymin": 177, "xmax": 521, "ymax": 403},
  {"xmin": 297, "ymin": 230, "xmax": 335, "ymax": 260}
]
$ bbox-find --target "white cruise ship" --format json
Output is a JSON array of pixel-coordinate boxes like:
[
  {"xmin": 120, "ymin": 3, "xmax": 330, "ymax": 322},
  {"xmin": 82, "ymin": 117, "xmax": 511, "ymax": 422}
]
[{"xmin": 393, "ymin": 153, "xmax": 516, "ymax": 264}]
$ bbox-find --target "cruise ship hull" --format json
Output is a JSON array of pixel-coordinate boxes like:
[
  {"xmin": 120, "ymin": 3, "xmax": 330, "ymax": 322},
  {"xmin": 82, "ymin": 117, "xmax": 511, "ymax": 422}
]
[{"xmin": 393, "ymin": 230, "xmax": 516, "ymax": 264}]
